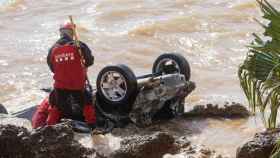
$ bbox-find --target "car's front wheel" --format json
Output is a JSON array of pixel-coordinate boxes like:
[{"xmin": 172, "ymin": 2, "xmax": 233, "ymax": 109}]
[{"xmin": 96, "ymin": 64, "xmax": 138, "ymax": 114}]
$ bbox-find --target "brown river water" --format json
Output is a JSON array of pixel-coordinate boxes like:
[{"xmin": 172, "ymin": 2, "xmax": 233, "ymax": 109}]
[{"xmin": 1, "ymin": 0, "xmax": 280, "ymax": 157}]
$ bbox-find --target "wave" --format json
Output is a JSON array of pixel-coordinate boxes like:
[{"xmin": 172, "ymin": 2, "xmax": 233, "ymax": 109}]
[
  {"xmin": 128, "ymin": 16, "xmax": 201, "ymax": 36},
  {"xmin": 0, "ymin": 0, "xmax": 25, "ymax": 11},
  {"xmin": 230, "ymin": 1, "xmax": 257, "ymax": 10}
]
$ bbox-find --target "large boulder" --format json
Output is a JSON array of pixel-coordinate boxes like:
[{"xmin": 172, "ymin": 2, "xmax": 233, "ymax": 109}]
[
  {"xmin": 29, "ymin": 122, "xmax": 94, "ymax": 158},
  {"xmin": 184, "ymin": 102, "xmax": 250, "ymax": 118},
  {"xmin": 236, "ymin": 129, "xmax": 280, "ymax": 158},
  {"xmin": 110, "ymin": 132, "xmax": 176, "ymax": 158},
  {"xmin": 0, "ymin": 124, "xmax": 32, "ymax": 157},
  {"xmin": 0, "ymin": 122, "xmax": 94, "ymax": 158}
]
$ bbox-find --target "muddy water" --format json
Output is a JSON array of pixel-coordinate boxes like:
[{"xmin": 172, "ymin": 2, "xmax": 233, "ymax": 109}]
[{"xmin": 0, "ymin": 0, "xmax": 279, "ymax": 157}]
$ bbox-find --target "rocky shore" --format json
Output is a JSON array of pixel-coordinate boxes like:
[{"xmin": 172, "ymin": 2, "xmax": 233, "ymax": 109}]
[
  {"xmin": 0, "ymin": 121, "xmax": 225, "ymax": 158},
  {"xmin": 0, "ymin": 121, "xmax": 94, "ymax": 158},
  {"xmin": 0, "ymin": 102, "xmax": 266, "ymax": 158},
  {"xmin": 184, "ymin": 102, "xmax": 250, "ymax": 118},
  {"xmin": 108, "ymin": 132, "xmax": 225, "ymax": 158}
]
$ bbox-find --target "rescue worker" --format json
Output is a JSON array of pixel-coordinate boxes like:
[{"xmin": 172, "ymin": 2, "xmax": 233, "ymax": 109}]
[
  {"xmin": 44, "ymin": 23, "xmax": 96, "ymax": 128},
  {"xmin": 32, "ymin": 97, "xmax": 49, "ymax": 128}
]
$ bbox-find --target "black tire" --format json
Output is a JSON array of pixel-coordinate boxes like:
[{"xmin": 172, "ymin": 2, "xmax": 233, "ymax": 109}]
[
  {"xmin": 152, "ymin": 53, "xmax": 191, "ymax": 81},
  {"xmin": 0, "ymin": 104, "xmax": 8, "ymax": 114},
  {"xmin": 96, "ymin": 64, "xmax": 137, "ymax": 114}
]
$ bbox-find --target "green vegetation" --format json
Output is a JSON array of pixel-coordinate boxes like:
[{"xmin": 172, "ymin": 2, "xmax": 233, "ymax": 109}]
[
  {"xmin": 271, "ymin": 140, "xmax": 280, "ymax": 158},
  {"xmin": 238, "ymin": 0, "xmax": 280, "ymax": 157},
  {"xmin": 238, "ymin": 0, "xmax": 280, "ymax": 129}
]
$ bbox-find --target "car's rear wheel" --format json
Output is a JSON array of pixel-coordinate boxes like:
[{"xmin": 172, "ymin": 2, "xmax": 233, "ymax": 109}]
[
  {"xmin": 152, "ymin": 53, "xmax": 191, "ymax": 81},
  {"xmin": 153, "ymin": 53, "xmax": 189, "ymax": 118},
  {"xmin": 96, "ymin": 64, "xmax": 137, "ymax": 114}
]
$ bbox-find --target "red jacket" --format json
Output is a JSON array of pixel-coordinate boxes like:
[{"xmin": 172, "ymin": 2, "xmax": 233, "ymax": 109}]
[{"xmin": 51, "ymin": 43, "xmax": 86, "ymax": 90}]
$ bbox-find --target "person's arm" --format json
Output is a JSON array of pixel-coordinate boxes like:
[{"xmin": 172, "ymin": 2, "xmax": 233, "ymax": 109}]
[
  {"xmin": 47, "ymin": 47, "xmax": 54, "ymax": 73},
  {"xmin": 79, "ymin": 41, "xmax": 94, "ymax": 67}
]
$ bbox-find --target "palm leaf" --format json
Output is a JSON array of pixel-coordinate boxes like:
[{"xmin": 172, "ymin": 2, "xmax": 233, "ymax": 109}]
[
  {"xmin": 238, "ymin": 1, "xmax": 280, "ymax": 157},
  {"xmin": 239, "ymin": 0, "xmax": 280, "ymax": 129},
  {"xmin": 271, "ymin": 139, "xmax": 280, "ymax": 158}
]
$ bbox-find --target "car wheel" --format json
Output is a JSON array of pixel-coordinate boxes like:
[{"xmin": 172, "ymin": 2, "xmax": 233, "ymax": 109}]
[
  {"xmin": 96, "ymin": 64, "xmax": 137, "ymax": 114},
  {"xmin": 152, "ymin": 53, "xmax": 191, "ymax": 81}
]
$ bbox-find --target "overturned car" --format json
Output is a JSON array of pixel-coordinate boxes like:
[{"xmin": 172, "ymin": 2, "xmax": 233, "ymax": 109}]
[
  {"xmin": 6, "ymin": 53, "xmax": 195, "ymax": 131},
  {"xmin": 95, "ymin": 53, "xmax": 195, "ymax": 127}
]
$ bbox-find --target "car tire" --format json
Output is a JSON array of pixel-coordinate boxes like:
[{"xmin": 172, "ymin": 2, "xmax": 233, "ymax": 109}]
[
  {"xmin": 152, "ymin": 53, "xmax": 191, "ymax": 81},
  {"xmin": 96, "ymin": 64, "xmax": 137, "ymax": 114}
]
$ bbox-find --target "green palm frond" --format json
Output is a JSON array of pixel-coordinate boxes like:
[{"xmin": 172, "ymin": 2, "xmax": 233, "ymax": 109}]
[
  {"xmin": 238, "ymin": 1, "xmax": 280, "ymax": 157},
  {"xmin": 239, "ymin": 0, "xmax": 280, "ymax": 129},
  {"xmin": 271, "ymin": 139, "xmax": 280, "ymax": 158}
]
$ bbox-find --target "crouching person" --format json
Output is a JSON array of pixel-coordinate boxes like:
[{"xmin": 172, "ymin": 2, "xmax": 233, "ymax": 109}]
[
  {"xmin": 35, "ymin": 22, "xmax": 96, "ymax": 128},
  {"xmin": 32, "ymin": 89, "xmax": 96, "ymax": 129}
]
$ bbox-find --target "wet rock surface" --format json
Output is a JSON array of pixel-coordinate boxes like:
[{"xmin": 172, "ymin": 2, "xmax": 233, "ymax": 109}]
[
  {"xmin": 236, "ymin": 129, "xmax": 280, "ymax": 158},
  {"xmin": 184, "ymin": 102, "xmax": 250, "ymax": 118},
  {"xmin": 0, "ymin": 122, "xmax": 94, "ymax": 158}
]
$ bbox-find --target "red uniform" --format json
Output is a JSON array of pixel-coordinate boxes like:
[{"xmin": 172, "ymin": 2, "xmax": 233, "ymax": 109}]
[
  {"xmin": 32, "ymin": 36, "xmax": 96, "ymax": 129},
  {"xmin": 31, "ymin": 96, "xmax": 96, "ymax": 129},
  {"xmin": 32, "ymin": 98, "xmax": 49, "ymax": 128},
  {"xmin": 51, "ymin": 43, "xmax": 86, "ymax": 90}
]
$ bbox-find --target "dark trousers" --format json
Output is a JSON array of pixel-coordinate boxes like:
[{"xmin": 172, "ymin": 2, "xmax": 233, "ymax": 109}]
[{"xmin": 49, "ymin": 88, "xmax": 92, "ymax": 120}]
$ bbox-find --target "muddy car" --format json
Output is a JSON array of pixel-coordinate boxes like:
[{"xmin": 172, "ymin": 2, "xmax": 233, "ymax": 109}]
[{"xmin": 95, "ymin": 53, "xmax": 195, "ymax": 127}]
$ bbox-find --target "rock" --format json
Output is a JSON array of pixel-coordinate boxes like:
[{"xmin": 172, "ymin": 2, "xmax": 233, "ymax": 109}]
[
  {"xmin": 0, "ymin": 122, "xmax": 94, "ymax": 158},
  {"xmin": 223, "ymin": 102, "xmax": 250, "ymax": 118},
  {"xmin": 236, "ymin": 128, "xmax": 280, "ymax": 158},
  {"xmin": 163, "ymin": 144, "xmax": 226, "ymax": 158},
  {"xmin": 0, "ymin": 124, "xmax": 32, "ymax": 157},
  {"xmin": 0, "ymin": 104, "xmax": 8, "ymax": 114},
  {"xmin": 184, "ymin": 102, "xmax": 250, "ymax": 118},
  {"xmin": 174, "ymin": 136, "xmax": 191, "ymax": 150},
  {"xmin": 108, "ymin": 132, "xmax": 224, "ymax": 158},
  {"xmin": 29, "ymin": 122, "xmax": 93, "ymax": 158},
  {"xmin": 110, "ymin": 132, "xmax": 176, "ymax": 158}
]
